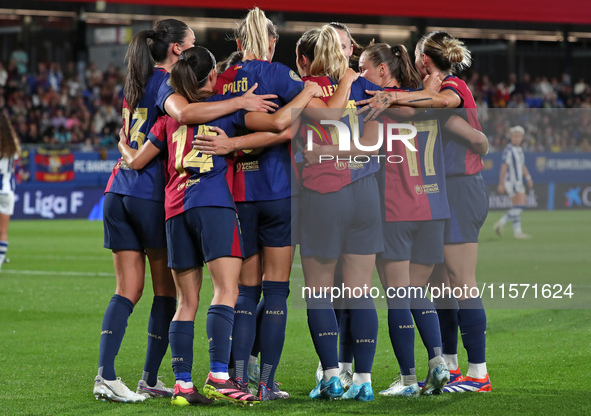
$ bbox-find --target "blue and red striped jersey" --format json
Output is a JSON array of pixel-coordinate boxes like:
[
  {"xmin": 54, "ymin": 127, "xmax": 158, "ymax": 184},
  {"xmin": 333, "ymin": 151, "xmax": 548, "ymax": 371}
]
[
  {"xmin": 300, "ymin": 75, "xmax": 381, "ymax": 193},
  {"xmin": 379, "ymin": 87, "xmax": 450, "ymax": 221},
  {"xmin": 439, "ymin": 75, "xmax": 484, "ymax": 177},
  {"xmin": 215, "ymin": 59, "xmax": 304, "ymax": 202},
  {"xmin": 105, "ymin": 67, "xmax": 173, "ymax": 201},
  {"xmin": 147, "ymin": 94, "xmax": 244, "ymax": 220}
]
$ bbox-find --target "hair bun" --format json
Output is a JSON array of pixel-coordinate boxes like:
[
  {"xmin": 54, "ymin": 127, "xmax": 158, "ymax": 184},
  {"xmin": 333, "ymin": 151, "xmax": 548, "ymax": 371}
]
[{"xmin": 146, "ymin": 29, "xmax": 156, "ymax": 39}]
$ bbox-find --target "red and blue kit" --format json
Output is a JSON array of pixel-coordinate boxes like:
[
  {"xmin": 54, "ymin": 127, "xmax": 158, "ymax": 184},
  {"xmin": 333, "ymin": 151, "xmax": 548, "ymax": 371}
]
[
  {"xmin": 300, "ymin": 75, "xmax": 381, "ymax": 193},
  {"xmin": 440, "ymin": 75, "xmax": 484, "ymax": 177},
  {"xmin": 216, "ymin": 60, "xmax": 304, "ymax": 202},
  {"xmin": 105, "ymin": 68, "xmax": 173, "ymax": 201},
  {"xmin": 147, "ymin": 94, "xmax": 245, "ymax": 220},
  {"xmin": 379, "ymin": 87, "xmax": 450, "ymax": 222}
]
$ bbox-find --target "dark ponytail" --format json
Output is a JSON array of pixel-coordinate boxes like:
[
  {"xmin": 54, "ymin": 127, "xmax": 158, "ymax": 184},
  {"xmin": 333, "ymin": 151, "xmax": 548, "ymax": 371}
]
[
  {"xmin": 124, "ymin": 19, "xmax": 189, "ymax": 110},
  {"xmin": 363, "ymin": 43, "xmax": 421, "ymax": 89},
  {"xmin": 171, "ymin": 46, "xmax": 216, "ymax": 103}
]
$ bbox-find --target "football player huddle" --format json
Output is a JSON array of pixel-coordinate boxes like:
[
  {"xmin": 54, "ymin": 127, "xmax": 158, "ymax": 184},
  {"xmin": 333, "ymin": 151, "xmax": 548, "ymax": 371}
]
[{"xmin": 93, "ymin": 7, "xmax": 492, "ymax": 407}]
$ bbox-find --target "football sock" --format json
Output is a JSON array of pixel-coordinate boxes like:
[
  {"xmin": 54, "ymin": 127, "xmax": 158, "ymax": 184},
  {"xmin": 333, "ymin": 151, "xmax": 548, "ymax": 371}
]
[
  {"xmin": 401, "ymin": 373, "xmax": 417, "ymax": 386},
  {"xmin": 433, "ymin": 295, "xmax": 459, "ymax": 356},
  {"xmin": 443, "ymin": 354, "xmax": 459, "ymax": 371},
  {"xmin": 176, "ymin": 379, "xmax": 193, "ymax": 388},
  {"xmin": 467, "ymin": 362, "xmax": 488, "ymax": 379},
  {"xmin": 169, "ymin": 321, "xmax": 194, "ymax": 383},
  {"xmin": 339, "ymin": 361, "xmax": 353, "ymax": 373},
  {"xmin": 250, "ymin": 296, "xmax": 265, "ymax": 358},
  {"xmin": 143, "ymin": 296, "xmax": 176, "ymax": 386},
  {"xmin": 259, "ymin": 281, "xmax": 289, "ymax": 388},
  {"xmin": 410, "ymin": 287, "xmax": 443, "ymax": 360},
  {"xmin": 511, "ymin": 205, "xmax": 525, "ymax": 234},
  {"xmin": 457, "ymin": 297, "xmax": 487, "ymax": 366},
  {"xmin": 353, "ymin": 372, "xmax": 371, "ymax": 385},
  {"xmin": 324, "ymin": 368, "xmax": 340, "ymax": 381},
  {"xmin": 306, "ymin": 295, "xmax": 339, "ymax": 372},
  {"xmin": 386, "ymin": 287, "xmax": 415, "ymax": 376},
  {"xmin": 232, "ymin": 285, "xmax": 261, "ymax": 384},
  {"xmin": 207, "ymin": 304, "xmax": 234, "ymax": 377},
  {"xmin": 338, "ymin": 309, "xmax": 355, "ymax": 365},
  {"xmin": 347, "ymin": 296, "xmax": 378, "ymax": 374},
  {"xmin": 0, "ymin": 240, "xmax": 7, "ymax": 270},
  {"xmin": 98, "ymin": 294, "xmax": 134, "ymax": 380}
]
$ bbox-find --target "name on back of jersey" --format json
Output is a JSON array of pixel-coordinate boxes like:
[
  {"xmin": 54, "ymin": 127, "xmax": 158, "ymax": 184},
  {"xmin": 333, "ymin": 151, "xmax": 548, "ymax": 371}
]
[{"xmin": 223, "ymin": 77, "xmax": 249, "ymax": 95}]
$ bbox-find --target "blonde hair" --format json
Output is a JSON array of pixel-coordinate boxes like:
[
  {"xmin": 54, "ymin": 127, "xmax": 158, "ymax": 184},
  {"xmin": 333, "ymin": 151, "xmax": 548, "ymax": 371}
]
[
  {"xmin": 297, "ymin": 25, "xmax": 348, "ymax": 82},
  {"xmin": 0, "ymin": 112, "xmax": 21, "ymax": 159},
  {"xmin": 234, "ymin": 7, "xmax": 279, "ymax": 60},
  {"xmin": 418, "ymin": 31, "xmax": 472, "ymax": 74}
]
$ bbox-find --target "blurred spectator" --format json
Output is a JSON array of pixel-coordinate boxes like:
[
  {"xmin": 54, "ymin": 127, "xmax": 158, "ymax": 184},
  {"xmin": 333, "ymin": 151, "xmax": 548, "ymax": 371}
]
[{"xmin": 10, "ymin": 43, "xmax": 28, "ymax": 75}]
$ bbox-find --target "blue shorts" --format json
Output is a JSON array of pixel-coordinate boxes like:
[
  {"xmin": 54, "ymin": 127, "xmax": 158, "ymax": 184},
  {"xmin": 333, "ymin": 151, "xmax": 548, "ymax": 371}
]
[
  {"xmin": 291, "ymin": 195, "xmax": 300, "ymax": 246},
  {"xmin": 300, "ymin": 175, "xmax": 384, "ymax": 259},
  {"xmin": 166, "ymin": 206, "xmax": 244, "ymax": 269},
  {"xmin": 103, "ymin": 192, "xmax": 166, "ymax": 251},
  {"xmin": 380, "ymin": 220, "xmax": 445, "ymax": 264},
  {"xmin": 236, "ymin": 197, "xmax": 291, "ymax": 258},
  {"xmin": 445, "ymin": 174, "xmax": 489, "ymax": 244}
]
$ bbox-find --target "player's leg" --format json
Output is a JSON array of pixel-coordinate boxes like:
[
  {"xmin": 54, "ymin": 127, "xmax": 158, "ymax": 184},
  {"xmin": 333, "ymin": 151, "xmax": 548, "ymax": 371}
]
[
  {"xmin": 95, "ymin": 193, "xmax": 146, "ymax": 402},
  {"xmin": 0, "ymin": 192, "xmax": 14, "ymax": 270},
  {"xmin": 442, "ymin": 243, "xmax": 491, "ymax": 393},
  {"xmin": 493, "ymin": 182, "xmax": 514, "ymax": 236},
  {"xmin": 169, "ymin": 267, "xmax": 212, "ymax": 406},
  {"xmin": 256, "ymin": 198, "xmax": 292, "ymax": 398},
  {"xmin": 231, "ymin": 202, "xmax": 262, "ymax": 388},
  {"xmin": 429, "ymin": 264, "xmax": 461, "ymax": 381}
]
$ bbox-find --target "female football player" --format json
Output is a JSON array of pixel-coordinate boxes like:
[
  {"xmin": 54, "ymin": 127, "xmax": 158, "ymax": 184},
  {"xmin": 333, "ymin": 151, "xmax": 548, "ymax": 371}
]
[
  {"xmin": 118, "ymin": 46, "xmax": 312, "ymax": 406},
  {"xmin": 95, "ymin": 18, "xmax": 276, "ymax": 403},
  {"xmin": 0, "ymin": 111, "xmax": 20, "ymax": 271},
  {"xmin": 357, "ymin": 32, "xmax": 491, "ymax": 393},
  {"xmin": 296, "ymin": 25, "xmax": 383, "ymax": 402}
]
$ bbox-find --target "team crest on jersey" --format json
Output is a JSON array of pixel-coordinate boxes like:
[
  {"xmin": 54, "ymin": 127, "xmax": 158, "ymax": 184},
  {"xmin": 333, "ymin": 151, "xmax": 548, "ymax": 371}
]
[
  {"xmin": 289, "ymin": 70, "xmax": 302, "ymax": 82},
  {"xmin": 415, "ymin": 185, "xmax": 424, "ymax": 195},
  {"xmin": 166, "ymin": 78, "xmax": 171, "ymax": 86},
  {"xmin": 334, "ymin": 161, "xmax": 348, "ymax": 170}
]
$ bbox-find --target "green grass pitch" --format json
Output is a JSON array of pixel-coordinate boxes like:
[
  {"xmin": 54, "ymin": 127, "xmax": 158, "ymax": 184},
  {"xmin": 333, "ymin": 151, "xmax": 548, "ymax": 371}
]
[{"xmin": 1, "ymin": 210, "xmax": 590, "ymax": 415}]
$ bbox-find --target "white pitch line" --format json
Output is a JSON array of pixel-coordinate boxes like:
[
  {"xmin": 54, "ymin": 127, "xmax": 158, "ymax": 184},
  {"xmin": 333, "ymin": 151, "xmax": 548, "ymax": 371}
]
[{"xmin": 1, "ymin": 269, "xmax": 114, "ymax": 277}]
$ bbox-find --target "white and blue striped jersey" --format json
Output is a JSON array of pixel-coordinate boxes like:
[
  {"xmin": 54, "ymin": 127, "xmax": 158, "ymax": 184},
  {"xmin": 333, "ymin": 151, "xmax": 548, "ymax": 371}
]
[
  {"xmin": 502, "ymin": 144, "xmax": 525, "ymax": 184},
  {"xmin": 0, "ymin": 154, "xmax": 17, "ymax": 193}
]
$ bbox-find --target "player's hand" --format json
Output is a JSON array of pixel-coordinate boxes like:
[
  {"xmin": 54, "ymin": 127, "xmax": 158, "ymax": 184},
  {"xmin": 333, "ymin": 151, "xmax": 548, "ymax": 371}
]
[
  {"xmin": 241, "ymin": 82, "xmax": 279, "ymax": 113},
  {"xmin": 527, "ymin": 178, "xmax": 534, "ymax": 189},
  {"xmin": 304, "ymin": 80, "xmax": 323, "ymax": 98},
  {"xmin": 192, "ymin": 126, "xmax": 234, "ymax": 155},
  {"xmin": 423, "ymin": 72, "xmax": 442, "ymax": 92},
  {"xmin": 497, "ymin": 183, "xmax": 505, "ymax": 194},
  {"xmin": 355, "ymin": 90, "xmax": 390, "ymax": 121},
  {"xmin": 302, "ymin": 142, "xmax": 323, "ymax": 166}
]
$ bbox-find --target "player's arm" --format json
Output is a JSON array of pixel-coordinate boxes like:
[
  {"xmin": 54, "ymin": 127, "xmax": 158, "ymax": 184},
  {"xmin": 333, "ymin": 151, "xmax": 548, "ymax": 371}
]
[
  {"xmin": 444, "ymin": 115, "xmax": 489, "ymax": 156},
  {"xmin": 303, "ymin": 68, "xmax": 358, "ymax": 121},
  {"xmin": 497, "ymin": 163, "xmax": 508, "ymax": 194},
  {"xmin": 244, "ymin": 81, "xmax": 322, "ymax": 132},
  {"xmin": 523, "ymin": 164, "xmax": 533, "ymax": 188},
  {"xmin": 164, "ymin": 82, "xmax": 278, "ymax": 125},
  {"xmin": 302, "ymin": 120, "xmax": 380, "ymax": 166},
  {"xmin": 118, "ymin": 127, "xmax": 161, "ymax": 170},
  {"xmin": 192, "ymin": 123, "xmax": 297, "ymax": 156}
]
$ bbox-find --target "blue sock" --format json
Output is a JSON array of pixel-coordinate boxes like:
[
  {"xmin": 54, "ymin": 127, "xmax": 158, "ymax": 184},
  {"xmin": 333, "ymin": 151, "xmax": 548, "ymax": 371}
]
[
  {"xmin": 259, "ymin": 281, "xmax": 289, "ymax": 388},
  {"xmin": 143, "ymin": 296, "xmax": 176, "ymax": 386},
  {"xmin": 306, "ymin": 295, "xmax": 338, "ymax": 371},
  {"xmin": 338, "ymin": 309, "xmax": 355, "ymax": 364},
  {"xmin": 346, "ymin": 296, "xmax": 378, "ymax": 374},
  {"xmin": 433, "ymin": 295, "xmax": 459, "ymax": 355},
  {"xmin": 457, "ymin": 298, "xmax": 487, "ymax": 364},
  {"xmin": 207, "ymin": 304, "xmax": 235, "ymax": 374},
  {"xmin": 98, "ymin": 294, "xmax": 134, "ymax": 380},
  {"xmin": 232, "ymin": 285, "xmax": 261, "ymax": 384},
  {"xmin": 386, "ymin": 287, "xmax": 415, "ymax": 376},
  {"xmin": 410, "ymin": 287, "xmax": 442, "ymax": 360},
  {"xmin": 250, "ymin": 297, "xmax": 265, "ymax": 358},
  {"xmin": 169, "ymin": 321, "xmax": 194, "ymax": 382}
]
